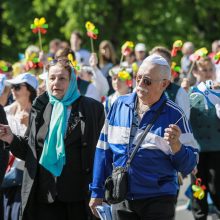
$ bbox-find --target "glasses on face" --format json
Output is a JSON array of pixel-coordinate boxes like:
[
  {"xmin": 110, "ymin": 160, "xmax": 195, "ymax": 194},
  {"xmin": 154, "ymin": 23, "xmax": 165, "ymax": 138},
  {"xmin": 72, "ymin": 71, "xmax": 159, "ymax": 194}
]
[
  {"xmin": 11, "ymin": 83, "xmax": 26, "ymax": 91},
  {"xmin": 136, "ymin": 75, "xmax": 165, "ymax": 86},
  {"xmin": 49, "ymin": 58, "xmax": 70, "ymax": 67}
]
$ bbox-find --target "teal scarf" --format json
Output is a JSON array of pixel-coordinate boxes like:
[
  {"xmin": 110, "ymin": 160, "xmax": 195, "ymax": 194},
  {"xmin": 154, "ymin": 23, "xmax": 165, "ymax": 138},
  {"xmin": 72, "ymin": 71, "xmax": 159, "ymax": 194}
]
[{"xmin": 39, "ymin": 68, "xmax": 80, "ymax": 176}]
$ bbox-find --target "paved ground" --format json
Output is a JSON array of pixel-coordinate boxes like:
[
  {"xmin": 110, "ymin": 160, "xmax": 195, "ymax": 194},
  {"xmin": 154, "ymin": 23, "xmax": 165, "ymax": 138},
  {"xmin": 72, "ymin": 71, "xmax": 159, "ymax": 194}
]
[{"xmin": 176, "ymin": 176, "xmax": 218, "ymax": 220}]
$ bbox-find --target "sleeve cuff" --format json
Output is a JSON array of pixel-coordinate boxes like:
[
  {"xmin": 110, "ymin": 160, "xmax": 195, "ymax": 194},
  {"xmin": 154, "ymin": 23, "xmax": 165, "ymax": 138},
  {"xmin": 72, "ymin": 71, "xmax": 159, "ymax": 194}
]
[
  {"xmin": 172, "ymin": 145, "xmax": 185, "ymax": 160},
  {"xmin": 89, "ymin": 184, "xmax": 105, "ymax": 198},
  {"xmin": 3, "ymin": 134, "xmax": 17, "ymax": 150},
  {"xmin": 6, "ymin": 135, "xmax": 21, "ymax": 152}
]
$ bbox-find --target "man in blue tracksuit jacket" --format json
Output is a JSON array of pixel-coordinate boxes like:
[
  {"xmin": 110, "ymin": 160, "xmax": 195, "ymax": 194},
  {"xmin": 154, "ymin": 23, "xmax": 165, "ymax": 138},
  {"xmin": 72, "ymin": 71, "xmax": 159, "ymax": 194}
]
[{"xmin": 89, "ymin": 54, "xmax": 199, "ymax": 220}]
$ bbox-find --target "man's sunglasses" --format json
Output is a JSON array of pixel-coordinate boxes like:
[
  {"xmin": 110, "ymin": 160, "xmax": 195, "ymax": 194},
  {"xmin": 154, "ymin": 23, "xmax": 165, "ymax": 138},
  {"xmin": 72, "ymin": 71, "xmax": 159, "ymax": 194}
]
[
  {"xmin": 136, "ymin": 75, "xmax": 166, "ymax": 86},
  {"xmin": 11, "ymin": 83, "xmax": 26, "ymax": 91}
]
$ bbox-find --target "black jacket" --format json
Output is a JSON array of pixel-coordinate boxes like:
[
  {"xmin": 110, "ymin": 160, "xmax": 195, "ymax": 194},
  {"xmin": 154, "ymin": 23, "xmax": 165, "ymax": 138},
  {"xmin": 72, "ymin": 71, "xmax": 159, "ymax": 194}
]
[
  {"xmin": 0, "ymin": 105, "xmax": 8, "ymax": 185},
  {"xmin": 8, "ymin": 92, "xmax": 104, "ymax": 219}
]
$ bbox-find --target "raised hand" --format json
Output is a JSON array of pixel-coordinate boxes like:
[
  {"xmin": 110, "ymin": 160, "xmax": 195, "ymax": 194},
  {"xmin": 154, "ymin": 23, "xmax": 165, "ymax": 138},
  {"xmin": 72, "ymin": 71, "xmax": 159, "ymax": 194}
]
[
  {"xmin": 0, "ymin": 124, "xmax": 14, "ymax": 144},
  {"xmin": 89, "ymin": 53, "xmax": 98, "ymax": 68}
]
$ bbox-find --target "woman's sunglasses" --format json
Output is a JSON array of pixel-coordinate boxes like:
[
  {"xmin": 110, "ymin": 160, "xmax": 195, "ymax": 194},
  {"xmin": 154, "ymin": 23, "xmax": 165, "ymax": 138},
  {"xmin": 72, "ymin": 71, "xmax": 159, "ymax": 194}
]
[
  {"xmin": 49, "ymin": 58, "xmax": 70, "ymax": 67},
  {"xmin": 11, "ymin": 83, "xmax": 26, "ymax": 91}
]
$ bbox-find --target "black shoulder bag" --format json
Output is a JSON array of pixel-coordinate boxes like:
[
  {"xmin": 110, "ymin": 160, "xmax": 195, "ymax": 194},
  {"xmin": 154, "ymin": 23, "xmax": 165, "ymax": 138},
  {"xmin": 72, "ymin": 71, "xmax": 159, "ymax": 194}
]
[{"xmin": 104, "ymin": 100, "xmax": 166, "ymax": 204}]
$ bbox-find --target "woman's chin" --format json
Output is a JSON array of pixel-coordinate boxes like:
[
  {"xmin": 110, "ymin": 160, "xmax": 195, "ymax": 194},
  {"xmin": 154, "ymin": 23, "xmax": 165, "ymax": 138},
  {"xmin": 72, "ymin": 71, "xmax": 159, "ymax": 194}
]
[{"xmin": 52, "ymin": 92, "xmax": 64, "ymax": 99}]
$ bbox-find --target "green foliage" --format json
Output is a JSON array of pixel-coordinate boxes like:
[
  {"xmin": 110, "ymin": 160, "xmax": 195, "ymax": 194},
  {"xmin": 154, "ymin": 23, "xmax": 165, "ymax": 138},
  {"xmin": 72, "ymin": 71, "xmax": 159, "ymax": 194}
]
[{"xmin": 1, "ymin": 0, "xmax": 220, "ymax": 62}]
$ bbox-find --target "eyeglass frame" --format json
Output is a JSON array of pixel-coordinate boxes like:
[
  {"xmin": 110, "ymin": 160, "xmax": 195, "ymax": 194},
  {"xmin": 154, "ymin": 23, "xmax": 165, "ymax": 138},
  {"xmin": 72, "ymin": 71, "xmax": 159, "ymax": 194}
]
[
  {"xmin": 136, "ymin": 75, "xmax": 167, "ymax": 86},
  {"xmin": 48, "ymin": 58, "xmax": 70, "ymax": 67}
]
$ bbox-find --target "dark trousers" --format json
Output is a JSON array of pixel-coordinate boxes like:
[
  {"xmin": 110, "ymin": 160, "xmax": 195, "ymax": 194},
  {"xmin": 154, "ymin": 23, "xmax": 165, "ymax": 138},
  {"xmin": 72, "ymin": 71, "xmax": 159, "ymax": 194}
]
[
  {"xmin": 23, "ymin": 199, "xmax": 89, "ymax": 220},
  {"xmin": 3, "ymin": 186, "xmax": 21, "ymax": 220},
  {"xmin": 0, "ymin": 190, "xmax": 3, "ymax": 220},
  {"xmin": 191, "ymin": 152, "xmax": 220, "ymax": 220},
  {"xmin": 112, "ymin": 195, "xmax": 176, "ymax": 220}
]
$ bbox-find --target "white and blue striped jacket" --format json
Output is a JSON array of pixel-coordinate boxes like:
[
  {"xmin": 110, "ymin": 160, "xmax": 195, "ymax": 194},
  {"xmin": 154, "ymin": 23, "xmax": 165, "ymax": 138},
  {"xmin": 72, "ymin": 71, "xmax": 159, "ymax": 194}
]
[{"xmin": 90, "ymin": 92, "xmax": 199, "ymax": 199}]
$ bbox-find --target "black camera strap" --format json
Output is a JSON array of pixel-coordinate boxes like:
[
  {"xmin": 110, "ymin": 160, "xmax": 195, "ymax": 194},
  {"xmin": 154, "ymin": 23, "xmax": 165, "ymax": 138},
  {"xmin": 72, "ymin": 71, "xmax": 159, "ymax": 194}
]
[{"xmin": 125, "ymin": 100, "xmax": 167, "ymax": 170}]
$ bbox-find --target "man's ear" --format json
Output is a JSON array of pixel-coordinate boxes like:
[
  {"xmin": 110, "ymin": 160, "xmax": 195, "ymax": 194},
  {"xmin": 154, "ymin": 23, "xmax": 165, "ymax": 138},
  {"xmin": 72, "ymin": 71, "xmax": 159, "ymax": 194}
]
[{"xmin": 162, "ymin": 79, "xmax": 170, "ymax": 89}]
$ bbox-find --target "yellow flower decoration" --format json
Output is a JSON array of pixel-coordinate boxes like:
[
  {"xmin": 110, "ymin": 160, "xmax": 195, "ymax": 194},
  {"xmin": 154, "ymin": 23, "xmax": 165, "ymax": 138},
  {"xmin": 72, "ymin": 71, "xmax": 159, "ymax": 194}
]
[
  {"xmin": 68, "ymin": 54, "xmax": 80, "ymax": 71},
  {"xmin": 215, "ymin": 51, "xmax": 220, "ymax": 59},
  {"xmin": 171, "ymin": 40, "xmax": 183, "ymax": 57},
  {"xmin": 121, "ymin": 41, "xmax": 134, "ymax": 51},
  {"xmin": 195, "ymin": 47, "xmax": 208, "ymax": 57},
  {"xmin": 132, "ymin": 62, "xmax": 138, "ymax": 73},
  {"xmin": 47, "ymin": 57, "xmax": 53, "ymax": 62},
  {"xmin": 192, "ymin": 178, "xmax": 206, "ymax": 200},
  {"xmin": 0, "ymin": 60, "xmax": 8, "ymax": 72},
  {"xmin": 121, "ymin": 41, "xmax": 134, "ymax": 58},
  {"xmin": 12, "ymin": 62, "xmax": 23, "ymax": 76},
  {"xmin": 214, "ymin": 51, "xmax": 220, "ymax": 64},
  {"xmin": 171, "ymin": 62, "xmax": 176, "ymax": 69},
  {"xmin": 0, "ymin": 61, "xmax": 7, "ymax": 68},
  {"xmin": 25, "ymin": 52, "xmax": 37, "ymax": 61},
  {"xmin": 193, "ymin": 188, "xmax": 205, "ymax": 200},
  {"xmin": 85, "ymin": 21, "xmax": 95, "ymax": 31},
  {"xmin": 31, "ymin": 17, "xmax": 48, "ymax": 34},
  {"xmin": 118, "ymin": 70, "xmax": 131, "ymax": 81},
  {"xmin": 34, "ymin": 17, "xmax": 46, "ymax": 27},
  {"xmin": 173, "ymin": 40, "xmax": 183, "ymax": 48}
]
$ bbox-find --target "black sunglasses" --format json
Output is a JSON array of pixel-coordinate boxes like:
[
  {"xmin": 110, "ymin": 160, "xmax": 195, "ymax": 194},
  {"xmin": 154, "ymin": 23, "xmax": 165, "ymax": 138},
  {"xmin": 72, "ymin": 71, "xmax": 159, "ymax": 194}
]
[
  {"xmin": 136, "ymin": 75, "xmax": 165, "ymax": 86},
  {"xmin": 11, "ymin": 83, "xmax": 26, "ymax": 91}
]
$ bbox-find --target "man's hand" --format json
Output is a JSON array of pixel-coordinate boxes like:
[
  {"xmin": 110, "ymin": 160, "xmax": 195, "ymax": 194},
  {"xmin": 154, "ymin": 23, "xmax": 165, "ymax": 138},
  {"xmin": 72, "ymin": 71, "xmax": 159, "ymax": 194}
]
[
  {"xmin": 89, "ymin": 198, "xmax": 103, "ymax": 218},
  {"xmin": 164, "ymin": 124, "xmax": 182, "ymax": 154},
  {"xmin": 0, "ymin": 124, "xmax": 14, "ymax": 144}
]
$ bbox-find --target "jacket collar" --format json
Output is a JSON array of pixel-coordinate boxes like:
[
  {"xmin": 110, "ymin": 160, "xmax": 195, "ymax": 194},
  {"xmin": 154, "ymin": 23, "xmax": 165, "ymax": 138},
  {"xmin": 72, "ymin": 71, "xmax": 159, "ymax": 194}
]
[{"xmin": 123, "ymin": 92, "xmax": 137, "ymax": 109}]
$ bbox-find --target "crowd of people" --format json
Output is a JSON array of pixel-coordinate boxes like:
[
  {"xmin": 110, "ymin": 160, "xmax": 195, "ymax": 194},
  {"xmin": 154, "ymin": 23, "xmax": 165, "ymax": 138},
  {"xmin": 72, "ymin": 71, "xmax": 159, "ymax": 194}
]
[{"xmin": 0, "ymin": 32, "xmax": 220, "ymax": 220}]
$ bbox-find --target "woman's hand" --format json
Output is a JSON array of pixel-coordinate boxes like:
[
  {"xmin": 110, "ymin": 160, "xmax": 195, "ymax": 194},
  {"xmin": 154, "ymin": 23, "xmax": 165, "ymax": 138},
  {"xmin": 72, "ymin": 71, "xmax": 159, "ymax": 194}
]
[
  {"xmin": 164, "ymin": 124, "xmax": 182, "ymax": 154},
  {"xmin": 17, "ymin": 112, "xmax": 29, "ymax": 127},
  {"xmin": 0, "ymin": 124, "xmax": 14, "ymax": 144},
  {"xmin": 181, "ymin": 78, "xmax": 190, "ymax": 92},
  {"xmin": 89, "ymin": 53, "xmax": 98, "ymax": 68}
]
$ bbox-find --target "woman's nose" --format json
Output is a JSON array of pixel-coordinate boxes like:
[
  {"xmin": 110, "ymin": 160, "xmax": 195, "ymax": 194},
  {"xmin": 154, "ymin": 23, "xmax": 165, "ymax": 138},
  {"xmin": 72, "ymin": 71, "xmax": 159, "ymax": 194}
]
[{"xmin": 53, "ymin": 78, "xmax": 60, "ymax": 86}]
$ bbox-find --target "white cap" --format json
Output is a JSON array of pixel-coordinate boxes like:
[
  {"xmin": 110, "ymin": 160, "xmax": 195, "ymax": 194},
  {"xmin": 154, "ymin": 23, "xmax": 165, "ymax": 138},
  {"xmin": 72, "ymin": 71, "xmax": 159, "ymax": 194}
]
[
  {"xmin": 6, "ymin": 72, "xmax": 38, "ymax": 90},
  {"xmin": 142, "ymin": 54, "xmax": 171, "ymax": 79},
  {"xmin": 81, "ymin": 66, "xmax": 94, "ymax": 74},
  {"xmin": 0, "ymin": 74, "xmax": 7, "ymax": 96},
  {"xmin": 143, "ymin": 54, "xmax": 169, "ymax": 67},
  {"xmin": 135, "ymin": 43, "xmax": 146, "ymax": 52}
]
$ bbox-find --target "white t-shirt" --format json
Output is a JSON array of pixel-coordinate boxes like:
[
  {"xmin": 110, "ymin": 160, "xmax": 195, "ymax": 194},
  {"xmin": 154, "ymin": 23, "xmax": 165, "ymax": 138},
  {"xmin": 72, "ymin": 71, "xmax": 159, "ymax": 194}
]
[{"xmin": 4, "ymin": 104, "xmax": 27, "ymax": 170}]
